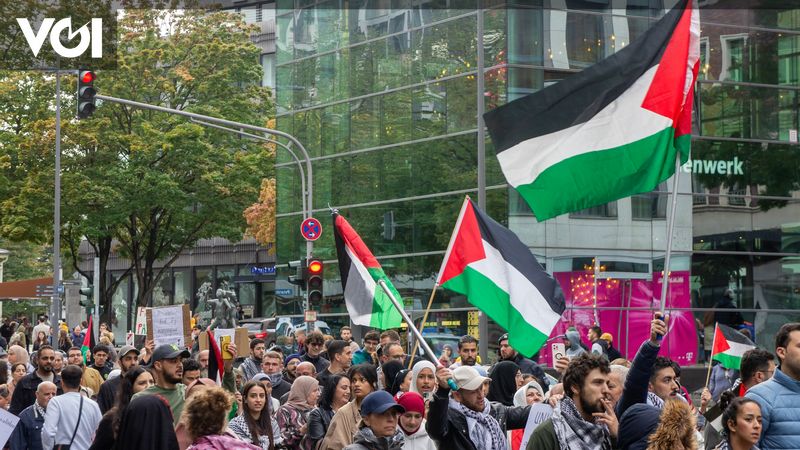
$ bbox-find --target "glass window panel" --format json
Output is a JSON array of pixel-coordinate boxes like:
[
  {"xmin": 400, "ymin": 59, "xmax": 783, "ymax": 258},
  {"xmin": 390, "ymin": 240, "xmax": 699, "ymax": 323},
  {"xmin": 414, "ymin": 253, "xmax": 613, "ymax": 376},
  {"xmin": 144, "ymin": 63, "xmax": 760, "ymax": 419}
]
[
  {"xmin": 194, "ymin": 268, "xmax": 214, "ymax": 316},
  {"xmin": 276, "ymin": 64, "xmax": 294, "ymax": 111},
  {"xmin": 413, "ymin": 83, "xmax": 447, "ymax": 136},
  {"xmin": 351, "ymin": 97, "xmax": 381, "ymax": 149},
  {"xmin": 320, "ymin": 102, "xmax": 351, "ymax": 156},
  {"xmin": 153, "ymin": 270, "xmax": 172, "ymax": 307},
  {"xmin": 632, "ymin": 182, "xmax": 668, "ymax": 220},
  {"xmin": 110, "ymin": 273, "xmax": 130, "ymax": 340},
  {"xmin": 445, "ymin": 74, "xmax": 477, "ymax": 133},
  {"xmin": 570, "ymin": 202, "xmax": 618, "ymax": 218},
  {"xmin": 698, "ymin": 83, "xmax": 799, "ymax": 142},
  {"xmin": 261, "ymin": 53, "xmax": 276, "ymax": 89},
  {"xmin": 689, "ymin": 139, "xmax": 800, "ymax": 204},
  {"xmin": 174, "ymin": 269, "xmax": 191, "ymax": 307},
  {"xmin": 381, "ymin": 89, "xmax": 413, "ymax": 145},
  {"xmin": 216, "ymin": 266, "xmax": 235, "ymax": 289},
  {"xmin": 507, "ymin": 7, "xmax": 544, "ymax": 66},
  {"xmin": 276, "ymin": 11, "xmax": 294, "ymax": 65},
  {"xmin": 411, "ymin": 15, "xmax": 477, "ymax": 84}
]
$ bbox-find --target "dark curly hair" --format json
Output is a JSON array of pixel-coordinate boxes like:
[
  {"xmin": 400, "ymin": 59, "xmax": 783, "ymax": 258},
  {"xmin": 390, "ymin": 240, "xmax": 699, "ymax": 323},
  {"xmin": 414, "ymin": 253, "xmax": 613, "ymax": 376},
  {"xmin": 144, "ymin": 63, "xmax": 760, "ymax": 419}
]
[
  {"xmin": 650, "ymin": 356, "xmax": 676, "ymax": 382},
  {"xmin": 720, "ymin": 396, "xmax": 761, "ymax": 438},
  {"xmin": 562, "ymin": 353, "xmax": 609, "ymax": 397},
  {"xmin": 182, "ymin": 386, "xmax": 233, "ymax": 440}
]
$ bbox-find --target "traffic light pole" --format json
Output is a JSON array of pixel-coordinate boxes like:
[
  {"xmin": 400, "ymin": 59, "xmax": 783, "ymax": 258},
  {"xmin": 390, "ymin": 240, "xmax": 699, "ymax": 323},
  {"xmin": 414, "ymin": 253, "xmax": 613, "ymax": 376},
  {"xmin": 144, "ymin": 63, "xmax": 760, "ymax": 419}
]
[
  {"xmin": 52, "ymin": 69, "xmax": 63, "ymax": 331},
  {"xmin": 95, "ymin": 94, "xmax": 314, "ymax": 261}
]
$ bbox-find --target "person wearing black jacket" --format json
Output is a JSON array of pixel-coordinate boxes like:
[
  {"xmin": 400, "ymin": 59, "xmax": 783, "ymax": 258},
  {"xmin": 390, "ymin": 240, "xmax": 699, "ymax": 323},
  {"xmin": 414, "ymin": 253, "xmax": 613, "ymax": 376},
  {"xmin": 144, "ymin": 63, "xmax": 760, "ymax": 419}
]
[
  {"xmin": 614, "ymin": 313, "xmax": 668, "ymax": 419},
  {"xmin": 96, "ymin": 345, "xmax": 140, "ymax": 414},
  {"xmin": 427, "ymin": 365, "xmax": 530, "ymax": 450},
  {"xmin": 9, "ymin": 345, "xmax": 63, "ymax": 415},
  {"xmin": 498, "ymin": 333, "xmax": 549, "ymax": 394}
]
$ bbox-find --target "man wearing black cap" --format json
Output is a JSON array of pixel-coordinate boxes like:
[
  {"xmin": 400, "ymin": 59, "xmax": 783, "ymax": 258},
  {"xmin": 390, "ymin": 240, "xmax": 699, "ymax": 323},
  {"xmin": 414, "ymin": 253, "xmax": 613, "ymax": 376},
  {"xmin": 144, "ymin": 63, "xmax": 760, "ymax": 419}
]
[
  {"xmin": 498, "ymin": 333, "xmax": 548, "ymax": 393},
  {"xmin": 132, "ymin": 343, "xmax": 190, "ymax": 426},
  {"xmin": 96, "ymin": 345, "xmax": 140, "ymax": 413},
  {"xmin": 344, "ymin": 390, "xmax": 405, "ymax": 450}
]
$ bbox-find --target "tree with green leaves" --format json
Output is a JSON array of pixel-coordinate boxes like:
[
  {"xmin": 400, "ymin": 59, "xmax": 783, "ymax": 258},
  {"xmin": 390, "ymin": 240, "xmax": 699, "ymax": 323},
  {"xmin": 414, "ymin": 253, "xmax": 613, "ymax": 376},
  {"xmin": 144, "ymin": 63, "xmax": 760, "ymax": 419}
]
[{"xmin": 1, "ymin": 5, "xmax": 274, "ymax": 326}]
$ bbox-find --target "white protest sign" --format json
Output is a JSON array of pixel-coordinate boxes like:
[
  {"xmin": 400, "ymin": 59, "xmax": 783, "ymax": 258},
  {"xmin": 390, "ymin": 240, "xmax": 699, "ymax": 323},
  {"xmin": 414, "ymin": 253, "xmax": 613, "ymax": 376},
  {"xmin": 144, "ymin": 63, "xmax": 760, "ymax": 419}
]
[
  {"xmin": 0, "ymin": 407, "xmax": 20, "ymax": 446},
  {"xmin": 520, "ymin": 403, "xmax": 553, "ymax": 449},
  {"xmin": 148, "ymin": 305, "xmax": 188, "ymax": 347}
]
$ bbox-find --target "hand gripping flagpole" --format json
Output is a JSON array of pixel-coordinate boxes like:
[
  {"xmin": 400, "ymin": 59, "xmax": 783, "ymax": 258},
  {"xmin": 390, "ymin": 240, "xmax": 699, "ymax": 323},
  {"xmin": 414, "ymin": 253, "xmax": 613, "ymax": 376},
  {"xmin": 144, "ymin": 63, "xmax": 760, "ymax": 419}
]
[{"xmin": 377, "ymin": 279, "xmax": 459, "ymax": 391}]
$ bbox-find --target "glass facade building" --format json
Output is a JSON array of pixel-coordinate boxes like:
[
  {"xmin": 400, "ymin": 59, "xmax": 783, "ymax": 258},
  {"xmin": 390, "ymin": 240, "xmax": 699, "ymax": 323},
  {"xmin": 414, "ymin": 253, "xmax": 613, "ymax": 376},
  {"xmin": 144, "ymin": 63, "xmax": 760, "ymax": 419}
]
[{"xmin": 274, "ymin": 1, "xmax": 800, "ymax": 363}]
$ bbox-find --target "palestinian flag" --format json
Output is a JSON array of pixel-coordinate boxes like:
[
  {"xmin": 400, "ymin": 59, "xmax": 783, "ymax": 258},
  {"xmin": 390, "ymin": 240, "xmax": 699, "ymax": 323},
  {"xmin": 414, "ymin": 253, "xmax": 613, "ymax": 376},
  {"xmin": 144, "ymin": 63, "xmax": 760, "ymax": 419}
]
[
  {"xmin": 333, "ymin": 212, "xmax": 402, "ymax": 329},
  {"xmin": 711, "ymin": 323, "xmax": 756, "ymax": 370},
  {"xmin": 207, "ymin": 330, "xmax": 224, "ymax": 384},
  {"xmin": 437, "ymin": 197, "xmax": 566, "ymax": 357},
  {"xmin": 483, "ymin": 0, "xmax": 700, "ymax": 221},
  {"xmin": 81, "ymin": 316, "xmax": 96, "ymax": 366}
]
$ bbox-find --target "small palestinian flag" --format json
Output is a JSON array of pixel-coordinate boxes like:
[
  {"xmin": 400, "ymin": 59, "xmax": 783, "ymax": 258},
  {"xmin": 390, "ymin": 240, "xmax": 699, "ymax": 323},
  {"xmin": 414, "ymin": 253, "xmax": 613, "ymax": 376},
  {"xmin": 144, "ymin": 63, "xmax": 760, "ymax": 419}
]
[
  {"xmin": 436, "ymin": 197, "xmax": 566, "ymax": 357},
  {"xmin": 207, "ymin": 330, "xmax": 224, "ymax": 384},
  {"xmin": 333, "ymin": 212, "xmax": 402, "ymax": 330},
  {"xmin": 711, "ymin": 323, "xmax": 756, "ymax": 370},
  {"xmin": 81, "ymin": 316, "xmax": 96, "ymax": 366},
  {"xmin": 483, "ymin": 0, "xmax": 699, "ymax": 221}
]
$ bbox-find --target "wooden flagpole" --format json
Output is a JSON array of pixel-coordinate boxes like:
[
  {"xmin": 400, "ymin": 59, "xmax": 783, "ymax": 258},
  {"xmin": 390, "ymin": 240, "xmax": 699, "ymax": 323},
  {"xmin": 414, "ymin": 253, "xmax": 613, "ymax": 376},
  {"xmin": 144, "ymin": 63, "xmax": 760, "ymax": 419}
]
[
  {"xmin": 407, "ymin": 285, "xmax": 439, "ymax": 369},
  {"xmin": 704, "ymin": 323, "xmax": 718, "ymax": 388}
]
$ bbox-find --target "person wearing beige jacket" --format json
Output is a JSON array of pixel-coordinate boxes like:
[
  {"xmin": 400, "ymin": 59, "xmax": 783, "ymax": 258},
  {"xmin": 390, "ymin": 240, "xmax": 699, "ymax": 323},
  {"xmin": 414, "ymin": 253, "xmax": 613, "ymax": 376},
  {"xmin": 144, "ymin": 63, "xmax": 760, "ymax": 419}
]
[{"xmin": 318, "ymin": 364, "xmax": 378, "ymax": 450}]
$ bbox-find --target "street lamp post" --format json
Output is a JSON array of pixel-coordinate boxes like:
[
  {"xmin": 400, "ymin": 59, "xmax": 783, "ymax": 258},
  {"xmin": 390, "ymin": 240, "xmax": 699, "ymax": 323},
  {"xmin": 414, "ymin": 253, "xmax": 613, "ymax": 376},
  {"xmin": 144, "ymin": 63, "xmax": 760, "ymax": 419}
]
[{"xmin": 0, "ymin": 248, "xmax": 10, "ymax": 319}]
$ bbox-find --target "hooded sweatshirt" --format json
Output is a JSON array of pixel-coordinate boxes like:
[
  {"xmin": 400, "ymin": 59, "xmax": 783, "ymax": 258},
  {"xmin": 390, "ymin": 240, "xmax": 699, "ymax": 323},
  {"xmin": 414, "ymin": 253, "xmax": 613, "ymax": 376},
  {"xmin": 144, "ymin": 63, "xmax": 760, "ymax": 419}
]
[{"xmin": 565, "ymin": 329, "xmax": 587, "ymax": 359}]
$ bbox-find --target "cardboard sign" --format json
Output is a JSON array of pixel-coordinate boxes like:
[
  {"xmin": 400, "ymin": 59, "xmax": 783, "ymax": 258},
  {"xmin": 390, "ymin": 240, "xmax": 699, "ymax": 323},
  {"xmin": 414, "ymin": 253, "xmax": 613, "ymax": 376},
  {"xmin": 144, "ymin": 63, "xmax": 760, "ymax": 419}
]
[
  {"xmin": 199, "ymin": 328, "xmax": 249, "ymax": 356},
  {"xmin": 146, "ymin": 304, "xmax": 191, "ymax": 348},
  {"xmin": 0, "ymin": 408, "xmax": 20, "ymax": 446}
]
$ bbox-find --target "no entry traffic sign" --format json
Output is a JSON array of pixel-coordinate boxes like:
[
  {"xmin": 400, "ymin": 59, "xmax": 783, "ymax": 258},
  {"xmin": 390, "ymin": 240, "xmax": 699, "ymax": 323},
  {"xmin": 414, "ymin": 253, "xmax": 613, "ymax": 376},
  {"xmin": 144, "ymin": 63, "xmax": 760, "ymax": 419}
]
[{"xmin": 300, "ymin": 217, "xmax": 323, "ymax": 241}]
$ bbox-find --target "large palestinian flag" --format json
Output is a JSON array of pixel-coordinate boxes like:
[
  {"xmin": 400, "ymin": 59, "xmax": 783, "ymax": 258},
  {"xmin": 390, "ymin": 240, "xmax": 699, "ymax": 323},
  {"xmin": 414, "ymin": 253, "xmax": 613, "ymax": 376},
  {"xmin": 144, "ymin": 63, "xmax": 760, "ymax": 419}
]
[
  {"xmin": 333, "ymin": 212, "xmax": 402, "ymax": 330},
  {"xmin": 711, "ymin": 323, "xmax": 756, "ymax": 370},
  {"xmin": 483, "ymin": 0, "xmax": 699, "ymax": 221},
  {"xmin": 437, "ymin": 197, "xmax": 566, "ymax": 357}
]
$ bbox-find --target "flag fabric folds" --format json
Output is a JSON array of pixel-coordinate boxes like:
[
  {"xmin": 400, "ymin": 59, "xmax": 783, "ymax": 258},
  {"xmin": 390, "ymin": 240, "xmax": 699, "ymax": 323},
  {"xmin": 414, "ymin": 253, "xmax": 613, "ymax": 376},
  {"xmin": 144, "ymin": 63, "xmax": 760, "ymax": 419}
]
[
  {"xmin": 436, "ymin": 197, "xmax": 566, "ymax": 357},
  {"xmin": 207, "ymin": 330, "xmax": 224, "ymax": 384},
  {"xmin": 483, "ymin": 0, "xmax": 700, "ymax": 221},
  {"xmin": 81, "ymin": 316, "xmax": 96, "ymax": 366},
  {"xmin": 711, "ymin": 323, "xmax": 756, "ymax": 370},
  {"xmin": 333, "ymin": 212, "xmax": 403, "ymax": 330}
]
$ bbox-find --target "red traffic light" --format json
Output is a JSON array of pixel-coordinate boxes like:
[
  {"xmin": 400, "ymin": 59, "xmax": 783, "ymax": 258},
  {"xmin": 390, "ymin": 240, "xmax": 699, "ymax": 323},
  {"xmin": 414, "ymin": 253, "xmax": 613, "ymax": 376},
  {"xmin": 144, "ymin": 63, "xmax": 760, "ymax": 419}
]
[
  {"xmin": 80, "ymin": 71, "xmax": 95, "ymax": 84},
  {"xmin": 308, "ymin": 260, "xmax": 323, "ymax": 274}
]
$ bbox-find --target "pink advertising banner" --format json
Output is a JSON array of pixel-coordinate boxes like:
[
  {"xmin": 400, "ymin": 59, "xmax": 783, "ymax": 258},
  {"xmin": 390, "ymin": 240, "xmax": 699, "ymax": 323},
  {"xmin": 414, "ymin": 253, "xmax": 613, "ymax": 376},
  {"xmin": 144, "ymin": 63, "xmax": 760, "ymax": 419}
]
[{"xmin": 537, "ymin": 270, "xmax": 698, "ymax": 367}]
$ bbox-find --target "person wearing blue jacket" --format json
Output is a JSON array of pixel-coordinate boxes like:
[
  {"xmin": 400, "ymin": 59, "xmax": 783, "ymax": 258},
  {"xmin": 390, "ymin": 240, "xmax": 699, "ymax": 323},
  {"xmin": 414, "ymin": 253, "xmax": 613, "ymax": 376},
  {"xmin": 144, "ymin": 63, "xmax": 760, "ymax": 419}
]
[{"xmin": 746, "ymin": 322, "xmax": 800, "ymax": 450}]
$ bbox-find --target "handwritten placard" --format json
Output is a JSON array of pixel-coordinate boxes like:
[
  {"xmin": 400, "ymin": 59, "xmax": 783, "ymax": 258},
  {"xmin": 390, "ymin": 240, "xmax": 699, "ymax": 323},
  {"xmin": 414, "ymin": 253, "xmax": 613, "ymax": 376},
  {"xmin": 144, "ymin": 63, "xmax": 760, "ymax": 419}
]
[
  {"xmin": 146, "ymin": 304, "xmax": 191, "ymax": 348},
  {"xmin": 0, "ymin": 407, "xmax": 20, "ymax": 446},
  {"xmin": 135, "ymin": 307, "xmax": 148, "ymax": 335}
]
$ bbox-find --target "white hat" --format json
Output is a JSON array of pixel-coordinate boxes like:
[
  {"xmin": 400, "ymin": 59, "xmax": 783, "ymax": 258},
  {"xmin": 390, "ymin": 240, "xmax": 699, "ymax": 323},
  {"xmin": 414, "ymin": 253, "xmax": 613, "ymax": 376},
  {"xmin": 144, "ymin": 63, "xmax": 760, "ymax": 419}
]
[{"xmin": 452, "ymin": 366, "xmax": 490, "ymax": 391}]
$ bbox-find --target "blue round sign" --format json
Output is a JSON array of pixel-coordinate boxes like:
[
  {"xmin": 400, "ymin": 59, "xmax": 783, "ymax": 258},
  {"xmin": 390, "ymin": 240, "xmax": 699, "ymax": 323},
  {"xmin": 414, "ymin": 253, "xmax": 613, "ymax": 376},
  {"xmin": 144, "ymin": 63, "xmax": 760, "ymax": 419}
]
[{"xmin": 300, "ymin": 217, "xmax": 323, "ymax": 241}]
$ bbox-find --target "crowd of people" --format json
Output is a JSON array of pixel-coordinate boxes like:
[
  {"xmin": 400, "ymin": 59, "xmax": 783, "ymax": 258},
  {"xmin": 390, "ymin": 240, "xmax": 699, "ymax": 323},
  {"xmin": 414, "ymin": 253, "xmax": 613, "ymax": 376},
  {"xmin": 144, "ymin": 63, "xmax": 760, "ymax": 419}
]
[{"xmin": 0, "ymin": 314, "xmax": 797, "ymax": 450}]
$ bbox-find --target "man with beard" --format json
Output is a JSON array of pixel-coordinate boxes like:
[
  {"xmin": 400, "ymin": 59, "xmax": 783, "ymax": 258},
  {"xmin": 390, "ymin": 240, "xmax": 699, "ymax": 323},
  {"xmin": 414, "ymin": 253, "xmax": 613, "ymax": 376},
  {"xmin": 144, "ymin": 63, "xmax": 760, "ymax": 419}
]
[
  {"xmin": 96, "ymin": 345, "xmax": 140, "ymax": 413},
  {"xmin": 9, "ymin": 346, "xmax": 62, "ymax": 415},
  {"xmin": 427, "ymin": 365, "xmax": 530, "ymax": 450},
  {"xmin": 9, "ymin": 381, "xmax": 56, "ymax": 450},
  {"xmin": 132, "ymin": 343, "xmax": 190, "ymax": 426},
  {"xmin": 196, "ymin": 349, "xmax": 209, "ymax": 377},
  {"xmin": 527, "ymin": 353, "xmax": 617, "ymax": 450},
  {"xmin": 261, "ymin": 350, "xmax": 292, "ymax": 400},
  {"xmin": 498, "ymin": 333, "xmax": 548, "ymax": 393},
  {"xmin": 450, "ymin": 335, "xmax": 481, "ymax": 370},
  {"xmin": 240, "ymin": 338, "xmax": 266, "ymax": 382},
  {"xmin": 90, "ymin": 344, "xmax": 113, "ymax": 380}
]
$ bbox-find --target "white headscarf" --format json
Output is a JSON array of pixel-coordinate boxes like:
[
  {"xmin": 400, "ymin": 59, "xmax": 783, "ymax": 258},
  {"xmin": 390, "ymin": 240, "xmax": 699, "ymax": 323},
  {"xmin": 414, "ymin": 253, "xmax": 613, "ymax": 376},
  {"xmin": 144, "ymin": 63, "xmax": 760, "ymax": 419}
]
[
  {"xmin": 513, "ymin": 380, "xmax": 545, "ymax": 407},
  {"xmin": 409, "ymin": 360, "xmax": 437, "ymax": 394}
]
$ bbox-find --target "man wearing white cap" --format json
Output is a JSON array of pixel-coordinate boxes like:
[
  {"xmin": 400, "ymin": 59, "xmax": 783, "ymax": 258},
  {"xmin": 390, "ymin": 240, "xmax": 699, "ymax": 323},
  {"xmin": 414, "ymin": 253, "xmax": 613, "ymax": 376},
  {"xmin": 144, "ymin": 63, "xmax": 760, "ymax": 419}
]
[{"xmin": 426, "ymin": 365, "xmax": 530, "ymax": 450}]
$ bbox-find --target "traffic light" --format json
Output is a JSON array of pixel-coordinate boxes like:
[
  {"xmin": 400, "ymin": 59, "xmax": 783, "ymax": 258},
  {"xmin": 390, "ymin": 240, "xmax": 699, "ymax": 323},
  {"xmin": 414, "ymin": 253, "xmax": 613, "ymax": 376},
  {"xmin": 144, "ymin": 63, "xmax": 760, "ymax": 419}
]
[
  {"xmin": 287, "ymin": 259, "xmax": 307, "ymax": 288},
  {"xmin": 79, "ymin": 285, "xmax": 93, "ymax": 308},
  {"xmin": 77, "ymin": 70, "xmax": 97, "ymax": 119},
  {"xmin": 306, "ymin": 258, "xmax": 323, "ymax": 303}
]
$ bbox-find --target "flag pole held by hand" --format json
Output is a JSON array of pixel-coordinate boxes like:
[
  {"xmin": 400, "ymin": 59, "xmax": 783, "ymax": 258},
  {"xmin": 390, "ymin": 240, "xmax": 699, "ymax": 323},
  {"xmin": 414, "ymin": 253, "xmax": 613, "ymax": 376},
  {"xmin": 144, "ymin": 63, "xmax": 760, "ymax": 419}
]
[{"xmin": 377, "ymin": 279, "xmax": 458, "ymax": 391}]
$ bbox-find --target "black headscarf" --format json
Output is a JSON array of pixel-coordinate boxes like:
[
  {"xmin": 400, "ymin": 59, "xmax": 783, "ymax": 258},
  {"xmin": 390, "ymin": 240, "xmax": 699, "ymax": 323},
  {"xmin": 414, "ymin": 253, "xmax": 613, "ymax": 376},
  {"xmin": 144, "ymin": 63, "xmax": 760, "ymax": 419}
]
[
  {"xmin": 113, "ymin": 395, "xmax": 179, "ymax": 450},
  {"xmin": 389, "ymin": 369, "xmax": 410, "ymax": 396},
  {"xmin": 487, "ymin": 361, "xmax": 520, "ymax": 406},
  {"xmin": 381, "ymin": 360, "xmax": 404, "ymax": 393}
]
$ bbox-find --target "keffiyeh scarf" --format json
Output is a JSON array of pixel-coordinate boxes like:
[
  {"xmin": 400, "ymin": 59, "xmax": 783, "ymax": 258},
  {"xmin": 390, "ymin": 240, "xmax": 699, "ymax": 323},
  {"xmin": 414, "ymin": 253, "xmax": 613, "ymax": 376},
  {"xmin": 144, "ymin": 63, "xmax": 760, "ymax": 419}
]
[
  {"xmin": 449, "ymin": 398, "xmax": 506, "ymax": 450},
  {"xmin": 551, "ymin": 396, "xmax": 611, "ymax": 450}
]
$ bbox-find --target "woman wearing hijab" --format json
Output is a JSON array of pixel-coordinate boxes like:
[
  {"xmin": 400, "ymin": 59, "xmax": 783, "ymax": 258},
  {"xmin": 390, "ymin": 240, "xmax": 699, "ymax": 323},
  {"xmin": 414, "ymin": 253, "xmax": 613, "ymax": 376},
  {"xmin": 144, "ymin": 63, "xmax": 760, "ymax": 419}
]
[
  {"xmin": 394, "ymin": 392, "xmax": 435, "ymax": 450},
  {"xmin": 389, "ymin": 369, "xmax": 410, "ymax": 396},
  {"xmin": 112, "ymin": 395, "xmax": 179, "ymax": 450},
  {"xmin": 275, "ymin": 375, "xmax": 319, "ymax": 450},
  {"xmin": 510, "ymin": 380, "xmax": 548, "ymax": 450},
  {"xmin": 487, "ymin": 361, "xmax": 522, "ymax": 406},
  {"xmin": 408, "ymin": 360, "xmax": 437, "ymax": 399},
  {"xmin": 380, "ymin": 361, "xmax": 404, "ymax": 395}
]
